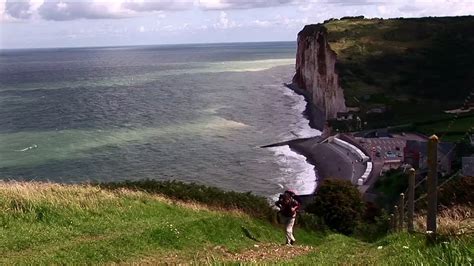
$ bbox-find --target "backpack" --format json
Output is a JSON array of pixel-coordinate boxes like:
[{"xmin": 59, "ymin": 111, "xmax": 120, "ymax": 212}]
[{"xmin": 284, "ymin": 190, "xmax": 302, "ymax": 206}]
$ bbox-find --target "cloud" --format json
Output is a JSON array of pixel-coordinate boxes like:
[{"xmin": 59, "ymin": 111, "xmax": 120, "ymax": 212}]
[
  {"xmin": 213, "ymin": 11, "xmax": 237, "ymax": 29},
  {"xmin": 3, "ymin": 0, "xmax": 193, "ymax": 21},
  {"xmin": 5, "ymin": 0, "xmax": 32, "ymax": 19},
  {"xmin": 198, "ymin": 0, "xmax": 395, "ymax": 10},
  {"xmin": 198, "ymin": 0, "xmax": 294, "ymax": 10},
  {"xmin": 37, "ymin": 0, "xmax": 135, "ymax": 21},
  {"xmin": 122, "ymin": 0, "xmax": 192, "ymax": 12},
  {"xmin": 2, "ymin": 0, "xmax": 474, "ymax": 22}
]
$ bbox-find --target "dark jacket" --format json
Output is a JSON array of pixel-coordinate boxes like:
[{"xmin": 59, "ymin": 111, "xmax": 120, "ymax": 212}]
[{"xmin": 275, "ymin": 197, "xmax": 300, "ymax": 218}]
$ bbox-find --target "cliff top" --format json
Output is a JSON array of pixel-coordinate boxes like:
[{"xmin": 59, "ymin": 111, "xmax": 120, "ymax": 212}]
[
  {"xmin": 319, "ymin": 16, "xmax": 474, "ymax": 138},
  {"xmin": 298, "ymin": 24, "xmax": 327, "ymax": 37}
]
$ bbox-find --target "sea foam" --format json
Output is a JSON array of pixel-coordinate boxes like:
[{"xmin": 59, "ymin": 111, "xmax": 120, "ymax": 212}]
[
  {"xmin": 269, "ymin": 85, "xmax": 321, "ymax": 197},
  {"xmin": 269, "ymin": 145, "xmax": 317, "ymax": 196}
]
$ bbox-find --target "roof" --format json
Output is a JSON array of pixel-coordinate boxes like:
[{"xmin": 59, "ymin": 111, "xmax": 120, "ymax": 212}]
[
  {"xmin": 462, "ymin": 157, "xmax": 474, "ymax": 176},
  {"xmin": 354, "ymin": 129, "xmax": 391, "ymax": 138},
  {"xmin": 405, "ymin": 140, "xmax": 456, "ymax": 159}
]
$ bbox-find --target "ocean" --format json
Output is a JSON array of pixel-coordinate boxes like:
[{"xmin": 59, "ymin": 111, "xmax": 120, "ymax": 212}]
[{"xmin": 0, "ymin": 42, "xmax": 320, "ymax": 199}]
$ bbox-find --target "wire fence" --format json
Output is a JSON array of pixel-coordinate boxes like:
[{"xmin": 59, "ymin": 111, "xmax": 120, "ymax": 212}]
[{"xmin": 388, "ymin": 91, "xmax": 473, "ymax": 237}]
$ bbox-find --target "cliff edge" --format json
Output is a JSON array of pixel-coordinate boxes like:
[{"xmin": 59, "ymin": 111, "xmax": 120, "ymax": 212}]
[{"xmin": 293, "ymin": 24, "xmax": 347, "ymax": 122}]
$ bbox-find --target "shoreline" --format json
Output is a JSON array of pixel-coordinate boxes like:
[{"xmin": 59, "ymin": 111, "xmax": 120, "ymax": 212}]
[
  {"xmin": 284, "ymin": 83, "xmax": 326, "ymax": 131},
  {"xmin": 279, "ymin": 83, "xmax": 368, "ymax": 197},
  {"xmin": 264, "ymin": 82, "xmax": 330, "ymax": 196}
]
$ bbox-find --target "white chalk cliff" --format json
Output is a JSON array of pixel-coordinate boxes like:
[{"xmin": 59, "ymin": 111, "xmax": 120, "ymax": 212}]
[{"xmin": 293, "ymin": 24, "xmax": 347, "ymax": 120}]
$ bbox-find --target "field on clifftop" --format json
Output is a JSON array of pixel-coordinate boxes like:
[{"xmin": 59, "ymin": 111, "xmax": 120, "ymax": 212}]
[
  {"xmin": 0, "ymin": 181, "xmax": 472, "ymax": 264},
  {"xmin": 324, "ymin": 16, "xmax": 474, "ymax": 137}
]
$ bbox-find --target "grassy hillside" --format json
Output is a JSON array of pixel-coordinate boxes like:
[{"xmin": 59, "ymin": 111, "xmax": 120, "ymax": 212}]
[
  {"xmin": 324, "ymin": 16, "xmax": 474, "ymax": 135},
  {"xmin": 0, "ymin": 181, "xmax": 472, "ymax": 264}
]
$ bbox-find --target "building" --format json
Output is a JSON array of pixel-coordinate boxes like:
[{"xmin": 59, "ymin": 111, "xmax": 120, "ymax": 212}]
[
  {"xmin": 403, "ymin": 140, "xmax": 456, "ymax": 175},
  {"xmin": 354, "ymin": 128, "xmax": 392, "ymax": 139},
  {"xmin": 366, "ymin": 105, "xmax": 387, "ymax": 114},
  {"xmin": 462, "ymin": 157, "xmax": 474, "ymax": 177},
  {"xmin": 336, "ymin": 112, "xmax": 354, "ymax": 121}
]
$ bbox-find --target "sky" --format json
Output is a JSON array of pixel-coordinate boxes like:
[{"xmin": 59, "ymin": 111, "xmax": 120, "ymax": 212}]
[{"xmin": 1, "ymin": 0, "xmax": 473, "ymax": 49}]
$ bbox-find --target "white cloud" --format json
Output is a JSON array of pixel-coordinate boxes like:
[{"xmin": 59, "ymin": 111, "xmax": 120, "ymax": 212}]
[
  {"xmin": 2, "ymin": 0, "xmax": 192, "ymax": 21},
  {"xmin": 0, "ymin": 0, "xmax": 384, "ymax": 22},
  {"xmin": 252, "ymin": 19, "xmax": 271, "ymax": 27},
  {"xmin": 2, "ymin": 0, "xmax": 473, "ymax": 22},
  {"xmin": 213, "ymin": 11, "xmax": 237, "ymax": 29}
]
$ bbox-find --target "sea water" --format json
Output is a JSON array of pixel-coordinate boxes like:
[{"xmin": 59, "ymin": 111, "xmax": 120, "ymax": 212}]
[{"xmin": 0, "ymin": 42, "xmax": 320, "ymax": 198}]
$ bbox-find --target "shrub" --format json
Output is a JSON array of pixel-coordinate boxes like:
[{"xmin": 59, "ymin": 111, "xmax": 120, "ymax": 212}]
[
  {"xmin": 374, "ymin": 169, "xmax": 409, "ymax": 209},
  {"xmin": 297, "ymin": 212, "xmax": 328, "ymax": 232},
  {"xmin": 354, "ymin": 210, "xmax": 390, "ymax": 242},
  {"xmin": 306, "ymin": 179, "xmax": 365, "ymax": 235},
  {"xmin": 438, "ymin": 175, "xmax": 474, "ymax": 207}
]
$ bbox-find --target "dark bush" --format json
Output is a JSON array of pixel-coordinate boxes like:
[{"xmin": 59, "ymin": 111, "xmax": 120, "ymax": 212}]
[
  {"xmin": 297, "ymin": 212, "xmax": 328, "ymax": 232},
  {"xmin": 354, "ymin": 210, "xmax": 390, "ymax": 242},
  {"xmin": 438, "ymin": 175, "xmax": 474, "ymax": 207},
  {"xmin": 306, "ymin": 179, "xmax": 365, "ymax": 235},
  {"xmin": 374, "ymin": 169, "xmax": 409, "ymax": 209}
]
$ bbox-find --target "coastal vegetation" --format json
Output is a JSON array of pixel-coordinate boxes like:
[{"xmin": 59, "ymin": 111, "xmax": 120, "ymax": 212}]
[
  {"xmin": 323, "ymin": 16, "xmax": 474, "ymax": 136},
  {"xmin": 1, "ymin": 180, "xmax": 472, "ymax": 264},
  {"xmin": 374, "ymin": 170, "xmax": 474, "ymax": 210},
  {"xmin": 306, "ymin": 179, "xmax": 365, "ymax": 235}
]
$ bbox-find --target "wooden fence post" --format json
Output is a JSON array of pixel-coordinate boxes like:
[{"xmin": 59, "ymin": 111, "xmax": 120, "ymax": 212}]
[
  {"xmin": 394, "ymin": 205, "xmax": 399, "ymax": 232},
  {"xmin": 408, "ymin": 168, "xmax": 415, "ymax": 233},
  {"xmin": 390, "ymin": 213, "xmax": 395, "ymax": 232},
  {"xmin": 399, "ymin": 193, "xmax": 405, "ymax": 231},
  {"xmin": 427, "ymin": 135, "xmax": 439, "ymax": 237}
]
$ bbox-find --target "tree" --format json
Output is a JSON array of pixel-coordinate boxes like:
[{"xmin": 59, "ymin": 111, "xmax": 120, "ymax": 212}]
[{"xmin": 306, "ymin": 179, "xmax": 365, "ymax": 234}]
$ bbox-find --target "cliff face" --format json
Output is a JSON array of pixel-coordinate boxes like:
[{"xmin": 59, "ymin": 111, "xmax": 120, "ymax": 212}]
[{"xmin": 293, "ymin": 24, "xmax": 347, "ymax": 120}]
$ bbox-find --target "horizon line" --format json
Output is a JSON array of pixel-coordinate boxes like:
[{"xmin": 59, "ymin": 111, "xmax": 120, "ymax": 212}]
[{"xmin": 0, "ymin": 40, "xmax": 297, "ymax": 51}]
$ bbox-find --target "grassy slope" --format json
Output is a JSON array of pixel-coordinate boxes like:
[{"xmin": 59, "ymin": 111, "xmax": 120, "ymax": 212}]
[
  {"xmin": 324, "ymin": 16, "xmax": 474, "ymax": 137},
  {"xmin": 0, "ymin": 182, "xmax": 472, "ymax": 264}
]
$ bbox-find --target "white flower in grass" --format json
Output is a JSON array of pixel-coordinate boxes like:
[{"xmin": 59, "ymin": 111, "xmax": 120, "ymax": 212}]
[
  {"xmin": 403, "ymin": 246, "xmax": 409, "ymax": 249},
  {"xmin": 377, "ymin": 246, "xmax": 383, "ymax": 250}
]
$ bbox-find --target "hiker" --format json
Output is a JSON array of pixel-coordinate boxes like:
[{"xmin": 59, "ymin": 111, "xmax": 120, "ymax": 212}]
[{"xmin": 275, "ymin": 191, "xmax": 300, "ymax": 246}]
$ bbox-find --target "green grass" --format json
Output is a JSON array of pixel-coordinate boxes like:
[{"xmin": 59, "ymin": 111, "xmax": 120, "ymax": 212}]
[
  {"xmin": 290, "ymin": 233, "xmax": 473, "ymax": 265},
  {"xmin": 0, "ymin": 181, "xmax": 472, "ymax": 264},
  {"xmin": 0, "ymin": 182, "xmax": 313, "ymax": 264},
  {"xmin": 415, "ymin": 115, "xmax": 474, "ymax": 142}
]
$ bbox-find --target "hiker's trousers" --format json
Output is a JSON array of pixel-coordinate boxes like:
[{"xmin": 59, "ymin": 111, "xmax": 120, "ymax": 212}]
[{"xmin": 281, "ymin": 216, "xmax": 296, "ymax": 244}]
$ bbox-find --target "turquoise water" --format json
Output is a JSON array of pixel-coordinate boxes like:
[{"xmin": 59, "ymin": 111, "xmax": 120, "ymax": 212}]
[{"xmin": 0, "ymin": 42, "xmax": 320, "ymax": 197}]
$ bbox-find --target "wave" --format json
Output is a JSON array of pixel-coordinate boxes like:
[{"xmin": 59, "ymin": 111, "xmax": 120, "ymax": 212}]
[
  {"xmin": 0, "ymin": 59, "xmax": 294, "ymax": 93},
  {"xmin": 285, "ymin": 87, "xmax": 321, "ymax": 139},
  {"xmin": 268, "ymin": 85, "xmax": 321, "ymax": 197},
  {"xmin": 15, "ymin": 144, "xmax": 38, "ymax": 152},
  {"xmin": 0, "ymin": 116, "xmax": 247, "ymax": 169},
  {"xmin": 269, "ymin": 145, "xmax": 317, "ymax": 196}
]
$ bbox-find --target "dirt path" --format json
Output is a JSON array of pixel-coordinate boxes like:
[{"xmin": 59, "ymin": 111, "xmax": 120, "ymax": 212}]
[
  {"xmin": 135, "ymin": 243, "xmax": 315, "ymax": 264},
  {"xmin": 203, "ymin": 243, "xmax": 315, "ymax": 263}
]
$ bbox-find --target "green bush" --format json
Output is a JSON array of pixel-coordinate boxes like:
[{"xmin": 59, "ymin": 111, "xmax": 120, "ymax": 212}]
[
  {"xmin": 354, "ymin": 210, "xmax": 390, "ymax": 242},
  {"xmin": 374, "ymin": 169, "xmax": 409, "ymax": 209},
  {"xmin": 297, "ymin": 212, "xmax": 328, "ymax": 232},
  {"xmin": 306, "ymin": 179, "xmax": 365, "ymax": 235}
]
